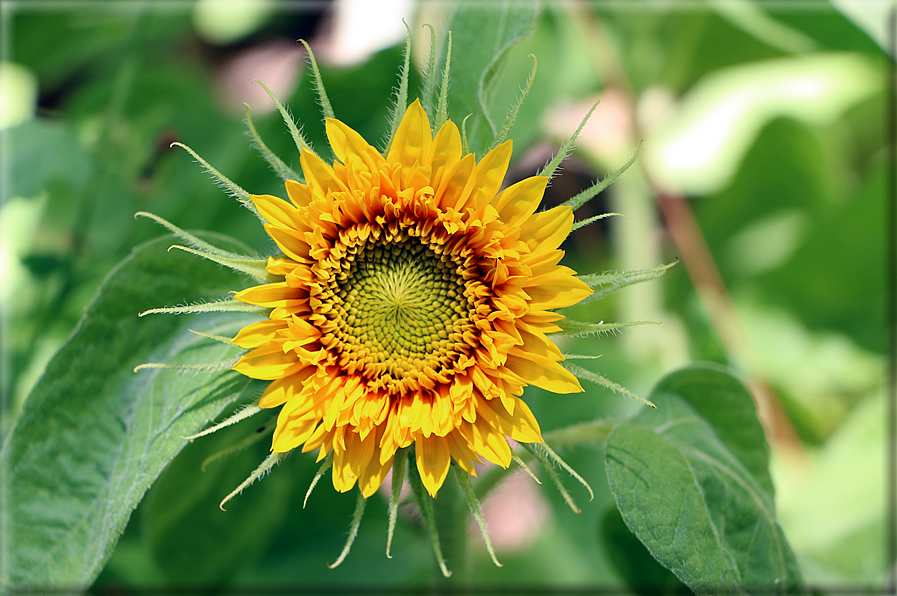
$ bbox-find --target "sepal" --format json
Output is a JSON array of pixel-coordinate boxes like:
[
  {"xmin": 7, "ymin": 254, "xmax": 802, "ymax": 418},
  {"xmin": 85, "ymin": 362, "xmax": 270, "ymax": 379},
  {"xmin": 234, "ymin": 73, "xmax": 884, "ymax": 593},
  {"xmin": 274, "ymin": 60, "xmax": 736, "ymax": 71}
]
[
  {"xmin": 244, "ymin": 104, "xmax": 302, "ymax": 182},
  {"xmin": 564, "ymin": 362, "xmax": 656, "ymax": 408},
  {"xmin": 219, "ymin": 452, "xmax": 285, "ymax": 511},
  {"xmin": 559, "ymin": 141, "xmax": 642, "ymax": 211},
  {"xmin": 407, "ymin": 449, "xmax": 452, "ymax": 578},
  {"xmin": 551, "ymin": 319, "xmax": 660, "ymax": 338},
  {"xmin": 576, "ymin": 260, "xmax": 678, "ymax": 305},
  {"xmin": 169, "ymin": 143, "xmax": 260, "ymax": 219},
  {"xmin": 328, "ymin": 492, "xmax": 367, "ymax": 569},
  {"xmin": 523, "ymin": 441, "xmax": 593, "ymax": 514}
]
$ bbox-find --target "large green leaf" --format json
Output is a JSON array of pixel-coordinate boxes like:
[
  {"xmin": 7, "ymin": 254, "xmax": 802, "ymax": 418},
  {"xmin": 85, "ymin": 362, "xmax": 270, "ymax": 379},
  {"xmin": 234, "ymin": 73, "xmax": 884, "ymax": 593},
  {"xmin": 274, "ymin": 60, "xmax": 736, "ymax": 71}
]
[
  {"xmin": 605, "ymin": 364, "xmax": 802, "ymax": 594},
  {"xmin": 1, "ymin": 233, "xmax": 261, "ymax": 592},
  {"xmin": 600, "ymin": 506, "xmax": 689, "ymax": 595},
  {"xmin": 650, "ymin": 364, "xmax": 775, "ymax": 497},
  {"xmin": 439, "ymin": 0, "xmax": 541, "ymax": 156},
  {"xmin": 143, "ymin": 415, "xmax": 294, "ymax": 587}
]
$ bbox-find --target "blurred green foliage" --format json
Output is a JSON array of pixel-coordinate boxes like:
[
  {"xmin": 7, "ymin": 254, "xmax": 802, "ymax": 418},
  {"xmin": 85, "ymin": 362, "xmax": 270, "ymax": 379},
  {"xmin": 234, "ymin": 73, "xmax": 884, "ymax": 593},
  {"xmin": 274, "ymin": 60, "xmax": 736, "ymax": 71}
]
[{"xmin": 2, "ymin": 0, "xmax": 889, "ymax": 592}]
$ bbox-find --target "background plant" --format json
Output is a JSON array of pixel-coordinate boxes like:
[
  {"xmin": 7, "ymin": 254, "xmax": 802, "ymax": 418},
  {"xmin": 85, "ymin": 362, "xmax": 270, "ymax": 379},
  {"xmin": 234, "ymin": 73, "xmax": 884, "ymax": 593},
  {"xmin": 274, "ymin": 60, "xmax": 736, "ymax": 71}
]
[{"xmin": 1, "ymin": 0, "xmax": 889, "ymax": 593}]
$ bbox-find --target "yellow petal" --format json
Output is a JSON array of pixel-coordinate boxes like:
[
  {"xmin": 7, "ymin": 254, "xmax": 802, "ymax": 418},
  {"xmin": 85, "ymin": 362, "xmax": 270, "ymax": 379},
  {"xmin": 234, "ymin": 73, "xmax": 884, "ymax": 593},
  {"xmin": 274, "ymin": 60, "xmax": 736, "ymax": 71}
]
[
  {"xmin": 259, "ymin": 366, "xmax": 315, "ymax": 408},
  {"xmin": 271, "ymin": 414, "xmax": 318, "ymax": 452},
  {"xmin": 360, "ymin": 455, "xmax": 392, "ymax": 497},
  {"xmin": 326, "ymin": 117, "xmax": 382, "ymax": 175},
  {"xmin": 468, "ymin": 140, "xmax": 512, "ymax": 209},
  {"xmin": 524, "ymin": 270, "xmax": 593, "ymax": 310},
  {"xmin": 252, "ymin": 194, "xmax": 305, "ymax": 230},
  {"xmin": 232, "ymin": 319, "xmax": 287, "ymax": 348},
  {"xmin": 506, "ymin": 398, "xmax": 543, "ymax": 444},
  {"xmin": 434, "ymin": 153, "xmax": 475, "ymax": 210},
  {"xmin": 265, "ymin": 256, "xmax": 301, "ymax": 278},
  {"xmin": 358, "ymin": 433, "xmax": 392, "ymax": 497},
  {"xmin": 492, "ymin": 176, "xmax": 548, "ymax": 228},
  {"xmin": 517, "ymin": 326, "xmax": 564, "ymax": 361},
  {"xmin": 301, "ymin": 423, "xmax": 330, "ymax": 454},
  {"xmin": 521, "ymin": 248, "xmax": 565, "ymax": 278},
  {"xmin": 415, "ymin": 435, "xmax": 450, "ymax": 497},
  {"xmin": 331, "ymin": 447, "xmax": 359, "ymax": 493},
  {"xmin": 505, "ymin": 349, "xmax": 584, "ymax": 394},
  {"xmin": 445, "ymin": 432, "xmax": 480, "ymax": 476},
  {"xmin": 285, "ymin": 179, "xmax": 312, "ymax": 208},
  {"xmin": 467, "ymin": 419, "xmax": 512, "ymax": 467},
  {"xmin": 233, "ymin": 343, "xmax": 305, "ymax": 380},
  {"xmin": 264, "ymin": 225, "xmax": 312, "ymax": 262},
  {"xmin": 387, "ymin": 99, "xmax": 432, "ymax": 168},
  {"xmin": 519, "ymin": 313, "xmax": 564, "ymax": 335},
  {"xmin": 259, "ymin": 376, "xmax": 292, "ymax": 408},
  {"xmin": 350, "ymin": 430, "xmax": 376, "ymax": 477},
  {"xmin": 300, "ymin": 149, "xmax": 348, "ymax": 196},
  {"xmin": 429, "ymin": 120, "xmax": 462, "ymax": 190},
  {"xmin": 235, "ymin": 281, "xmax": 301, "ymax": 308},
  {"xmin": 519, "ymin": 205, "xmax": 572, "ymax": 251}
]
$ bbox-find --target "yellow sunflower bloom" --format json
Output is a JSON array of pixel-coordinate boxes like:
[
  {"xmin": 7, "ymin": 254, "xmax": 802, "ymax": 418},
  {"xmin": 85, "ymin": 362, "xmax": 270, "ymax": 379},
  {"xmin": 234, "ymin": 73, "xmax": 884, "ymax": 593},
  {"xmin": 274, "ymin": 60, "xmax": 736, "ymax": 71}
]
[{"xmin": 230, "ymin": 99, "xmax": 592, "ymax": 499}]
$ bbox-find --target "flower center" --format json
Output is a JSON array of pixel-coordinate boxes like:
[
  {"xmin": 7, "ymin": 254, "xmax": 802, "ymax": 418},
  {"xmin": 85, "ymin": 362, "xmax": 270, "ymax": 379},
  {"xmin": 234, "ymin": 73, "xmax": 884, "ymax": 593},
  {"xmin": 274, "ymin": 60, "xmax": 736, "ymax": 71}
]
[{"xmin": 328, "ymin": 236, "xmax": 476, "ymax": 392}]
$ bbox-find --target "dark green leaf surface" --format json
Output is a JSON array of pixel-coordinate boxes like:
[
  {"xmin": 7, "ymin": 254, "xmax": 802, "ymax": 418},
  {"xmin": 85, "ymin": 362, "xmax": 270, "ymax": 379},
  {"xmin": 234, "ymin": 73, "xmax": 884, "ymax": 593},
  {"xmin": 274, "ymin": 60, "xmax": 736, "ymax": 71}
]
[
  {"xmin": 605, "ymin": 365, "xmax": 802, "ymax": 594},
  {"xmin": 144, "ymin": 415, "xmax": 293, "ymax": 587},
  {"xmin": 440, "ymin": 1, "xmax": 541, "ymax": 156},
  {"xmin": 651, "ymin": 365, "xmax": 775, "ymax": 498},
  {"xmin": 601, "ymin": 506, "xmax": 689, "ymax": 596},
  {"xmin": 10, "ymin": 119, "xmax": 93, "ymax": 198},
  {"xmin": 1, "ymin": 234, "xmax": 260, "ymax": 592}
]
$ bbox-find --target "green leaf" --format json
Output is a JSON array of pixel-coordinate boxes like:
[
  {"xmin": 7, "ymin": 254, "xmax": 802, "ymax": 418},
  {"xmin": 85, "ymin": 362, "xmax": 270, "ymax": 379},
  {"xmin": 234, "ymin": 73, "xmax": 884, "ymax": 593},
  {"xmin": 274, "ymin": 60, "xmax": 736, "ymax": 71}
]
[
  {"xmin": 10, "ymin": 119, "xmax": 93, "ymax": 197},
  {"xmin": 829, "ymin": 0, "xmax": 892, "ymax": 55},
  {"xmin": 655, "ymin": 364, "xmax": 776, "ymax": 497},
  {"xmin": 605, "ymin": 364, "xmax": 802, "ymax": 594},
  {"xmin": 600, "ymin": 507, "xmax": 689, "ymax": 596},
  {"xmin": 143, "ymin": 419, "xmax": 293, "ymax": 587},
  {"xmin": 439, "ymin": 1, "xmax": 541, "ymax": 156},
  {"xmin": 644, "ymin": 52, "xmax": 879, "ymax": 195},
  {"xmin": 1, "ymin": 233, "xmax": 262, "ymax": 592}
]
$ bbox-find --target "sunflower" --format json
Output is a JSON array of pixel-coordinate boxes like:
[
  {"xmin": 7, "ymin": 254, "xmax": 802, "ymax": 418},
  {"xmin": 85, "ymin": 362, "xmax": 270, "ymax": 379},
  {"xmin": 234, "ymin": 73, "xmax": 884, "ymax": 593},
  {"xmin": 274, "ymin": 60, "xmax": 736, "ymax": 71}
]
[
  {"xmin": 230, "ymin": 99, "xmax": 591, "ymax": 499},
  {"xmin": 136, "ymin": 33, "xmax": 665, "ymax": 573}
]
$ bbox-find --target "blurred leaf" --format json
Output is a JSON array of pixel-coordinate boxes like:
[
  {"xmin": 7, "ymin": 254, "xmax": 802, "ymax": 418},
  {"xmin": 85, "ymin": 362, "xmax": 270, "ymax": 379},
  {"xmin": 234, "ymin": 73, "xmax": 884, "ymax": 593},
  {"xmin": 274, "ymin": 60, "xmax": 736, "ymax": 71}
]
[
  {"xmin": 773, "ymin": 392, "xmax": 885, "ymax": 583},
  {"xmin": 476, "ymin": 8, "xmax": 600, "ymax": 156},
  {"xmin": 1, "ymin": 233, "xmax": 260, "ymax": 593},
  {"xmin": 0, "ymin": 62, "xmax": 38, "ymax": 129},
  {"xmin": 9, "ymin": 119, "xmax": 93, "ymax": 198},
  {"xmin": 645, "ymin": 52, "xmax": 880, "ymax": 195},
  {"xmin": 592, "ymin": 5, "xmax": 779, "ymax": 93},
  {"xmin": 737, "ymin": 304, "xmax": 881, "ymax": 442},
  {"xmin": 696, "ymin": 116, "xmax": 886, "ymax": 353},
  {"xmin": 439, "ymin": 1, "xmax": 541, "ymax": 156},
  {"xmin": 829, "ymin": 0, "xmax": 893, "ymax": 56},
  {"xmin": 709, "ymin": 0, "xmax": 817, "ymax": 55},
  {"xmin": 606, "ymin": 364, "xmax": 802, "ymax": 594},
  {"xmin": 592, "ymin": 3, "xmax": 883, "ymax": 95},
  {"xmin": 192, "ymin": 0, "xmax": 276, "ymax": 45},
  {"xmin": 13, "ymin": 10, "xmax": 190, "ymax": 92},
  {"xmin": 759, "ymin": 157, "xmax": 887, "ymax": 353}
]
